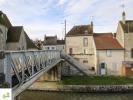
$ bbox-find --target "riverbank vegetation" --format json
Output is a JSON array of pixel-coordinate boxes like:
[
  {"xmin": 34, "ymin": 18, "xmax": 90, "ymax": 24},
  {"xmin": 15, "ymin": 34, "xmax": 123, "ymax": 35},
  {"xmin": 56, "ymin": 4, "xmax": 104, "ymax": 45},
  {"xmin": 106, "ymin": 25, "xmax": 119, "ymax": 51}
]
[{"xmin": 60, "ymin": 76, "xmax": 133, "ymax": 85}]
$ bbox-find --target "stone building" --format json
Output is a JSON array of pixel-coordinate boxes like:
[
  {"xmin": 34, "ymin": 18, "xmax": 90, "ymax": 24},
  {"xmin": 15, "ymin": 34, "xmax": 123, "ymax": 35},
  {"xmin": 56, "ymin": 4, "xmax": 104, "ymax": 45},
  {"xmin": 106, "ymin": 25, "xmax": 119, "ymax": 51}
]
[
  {"xmin": 43, "ymin": 35, "xmax": 65, "ymax": 52},
  {"xmin": 65, "ymin": 11, "xmax": 133, "ymax": 76},
  {"xmin": 116, "ymin": 12, "xmax": 133, "ymax": 76},
  {"xmin": 65, "ymin": 23, "xmax": 96, "ymax": 74},
  {"xmin": 0, "ymin": 11, "xmax": 37, "ymax": 51},
  {"xmin": 94, "ymin": 33, "xmax": 124, "ymax": 75},
  {"xmin": 0, "ymin": 11, "xmax": 11, "ymax": 50},
  {"xmin": 6, "ymin": 26, "xmax": 27, "ymax": 50}
]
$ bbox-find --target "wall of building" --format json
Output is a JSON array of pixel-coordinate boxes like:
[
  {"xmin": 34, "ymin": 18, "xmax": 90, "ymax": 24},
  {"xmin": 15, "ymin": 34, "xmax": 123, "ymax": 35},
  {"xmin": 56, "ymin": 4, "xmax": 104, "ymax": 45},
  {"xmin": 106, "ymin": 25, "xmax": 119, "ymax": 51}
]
[
  {"xmin": 6, "ymin": 43, "xmax": 19, "ymax": 50},
  {"xmin": 0, "ymin": 24, "xmax": 8, "ymax": 50},
  {"xmin": 56, "ymin": 45, "xmax": 65, "ymax": 52},
  {"xmin": 43, "ymin": 45, "xmax": 65, "ymax": 52},
  {"xmin": 116, "ymin": 22, "xmax": 133, "ymax": 61},
  {"xmin": 124, "ymin": 32, "xmax": 133, "ymax": 61},
  {"xmin": 66, "ymin": 36, "xmax": 96, "ymax": 72},
  {"xmin": 6, "ymin": 29, "xmax": 27, "ymax": 50},
  {"xmin": 97, "ymin": 50, "xmax": 124, "ymax": 75},
  {"xmin": 43, "ymin": 45, "xmax": 57, "ymax": 50},
  {"xmin": 116, "ymin": 23, "xmax": 125, "ymax": 47},
  {"xmin": 18, "ymin": 29, "xmax": 27, "ymax": 50}
]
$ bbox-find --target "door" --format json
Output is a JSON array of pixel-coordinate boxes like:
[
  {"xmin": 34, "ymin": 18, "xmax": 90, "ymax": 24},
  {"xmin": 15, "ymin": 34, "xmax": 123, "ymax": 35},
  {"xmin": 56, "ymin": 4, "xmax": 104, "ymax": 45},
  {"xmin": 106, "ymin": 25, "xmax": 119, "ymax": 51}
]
[
  {"xmin": 69, "ymin": 48, "xmax": 73, "ymax": 55},
  {"xmin": 100, "ymin": 63, "xmax": 106, "ymax": 75}
]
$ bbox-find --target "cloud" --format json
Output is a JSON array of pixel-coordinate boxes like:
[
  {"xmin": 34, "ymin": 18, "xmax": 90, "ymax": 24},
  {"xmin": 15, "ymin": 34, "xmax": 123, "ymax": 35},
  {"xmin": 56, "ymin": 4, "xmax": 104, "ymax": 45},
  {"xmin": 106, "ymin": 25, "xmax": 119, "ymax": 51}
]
[
  {"xmin": 58, "ymin": 0, "xmax": 67, "ymax": 6},
  {"xmin": 0, "ymin": 0, "xmax": 133, "ymax": 40},
  {"xmin": 0, "ymin": 0, "xmax": 7, "ymax": 5}
]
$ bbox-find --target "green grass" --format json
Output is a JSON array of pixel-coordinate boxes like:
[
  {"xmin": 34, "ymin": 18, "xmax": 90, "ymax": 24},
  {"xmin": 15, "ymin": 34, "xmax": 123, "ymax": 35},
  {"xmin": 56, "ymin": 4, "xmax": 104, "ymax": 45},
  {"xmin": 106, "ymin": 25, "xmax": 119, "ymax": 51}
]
[{"xmin": 59, "ymin": 76, "xmax": 133, "ymax": 85}]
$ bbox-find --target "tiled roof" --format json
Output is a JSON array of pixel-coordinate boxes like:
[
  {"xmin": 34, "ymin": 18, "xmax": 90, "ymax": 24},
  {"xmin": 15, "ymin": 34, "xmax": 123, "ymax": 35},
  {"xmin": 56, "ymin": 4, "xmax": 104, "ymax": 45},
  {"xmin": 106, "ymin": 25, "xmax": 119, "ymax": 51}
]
[
  {"xmin": 7, "ymin": 26, "xmax": 38, "ymax": 49},
  {"xmin": 66, "ymin": 25, "xmax": 93, "ymax": 36},
  {"xmin": 120, "ymin": 20, "xmax": 133, "ymax": 33},
  {"xmin": 44, "ymin": 36, "xmax": 65, "ymax": 45},
  {"xmin": 0, "ymin": 11, "xmax": 12, "ymax": 28},
  {"xmin": 7, "ymin": 26, "xmax": 23, "ymax": 42},
  {"xmin": 44, "ymin": 36, "xmax": 57, "ymax": 45},
  {"xmin": 94, "ymin": 33, "xmax": 124, "ymax": 50},
  {"xmin": 57, "ymin": 40, "xmax": 65, "ymax": 45}
]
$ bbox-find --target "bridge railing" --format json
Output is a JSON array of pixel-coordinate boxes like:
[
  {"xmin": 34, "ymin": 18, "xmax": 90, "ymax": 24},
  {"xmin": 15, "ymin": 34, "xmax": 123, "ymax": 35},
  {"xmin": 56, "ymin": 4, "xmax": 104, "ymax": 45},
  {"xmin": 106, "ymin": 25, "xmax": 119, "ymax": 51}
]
[{"xmin": 0, "ymin": 50, "xmax": 61, "ymax": 88}]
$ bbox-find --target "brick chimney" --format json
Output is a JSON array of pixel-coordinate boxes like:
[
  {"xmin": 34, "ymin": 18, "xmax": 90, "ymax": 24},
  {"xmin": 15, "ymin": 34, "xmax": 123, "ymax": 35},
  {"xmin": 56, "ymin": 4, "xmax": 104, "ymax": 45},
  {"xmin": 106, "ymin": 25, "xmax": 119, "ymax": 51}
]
[
  {"xmin": 91, "ymin": 21, "xmax": 93, "ymax": 33},
  {"xmin": 122, "ymin": 11, "xmax": 126, "ymax": 24}
]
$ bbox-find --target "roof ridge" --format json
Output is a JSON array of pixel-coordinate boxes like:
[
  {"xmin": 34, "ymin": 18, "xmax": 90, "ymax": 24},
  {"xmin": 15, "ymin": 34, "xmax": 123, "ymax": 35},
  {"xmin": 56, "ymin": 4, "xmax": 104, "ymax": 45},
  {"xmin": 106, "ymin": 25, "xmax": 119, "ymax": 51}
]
[{"xmin": 74, "ymin": 24, "xmax": 89, "ymax": 27}]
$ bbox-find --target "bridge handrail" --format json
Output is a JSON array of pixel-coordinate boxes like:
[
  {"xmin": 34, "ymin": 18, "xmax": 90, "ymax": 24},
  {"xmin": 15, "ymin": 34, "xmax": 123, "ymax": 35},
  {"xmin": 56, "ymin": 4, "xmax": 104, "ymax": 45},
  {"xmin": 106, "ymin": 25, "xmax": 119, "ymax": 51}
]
[{"xmin": 0, "ymin": 50, "xmax": 61, "ymax": 88}]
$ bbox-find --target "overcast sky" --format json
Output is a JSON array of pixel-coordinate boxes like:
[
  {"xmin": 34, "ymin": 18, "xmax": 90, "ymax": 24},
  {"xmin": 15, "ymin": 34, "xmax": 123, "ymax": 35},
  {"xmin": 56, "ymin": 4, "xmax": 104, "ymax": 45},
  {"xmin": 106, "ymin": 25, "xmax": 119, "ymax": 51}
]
[{"xmin": 0, "ymin": 0, "xmax": 133, "ymax": 40}]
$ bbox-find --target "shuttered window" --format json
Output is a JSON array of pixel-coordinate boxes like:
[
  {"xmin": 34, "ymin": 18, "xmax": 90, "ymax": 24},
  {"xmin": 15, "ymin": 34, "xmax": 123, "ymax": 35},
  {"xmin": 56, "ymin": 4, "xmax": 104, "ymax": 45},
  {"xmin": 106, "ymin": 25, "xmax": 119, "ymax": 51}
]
[
  {"xmin": 83, "ymin": 38, "xmax": 88, "ymax": 47},
  {"xmin": 131, "ymin": 49, "xmax": 133, "ymax": 58}
]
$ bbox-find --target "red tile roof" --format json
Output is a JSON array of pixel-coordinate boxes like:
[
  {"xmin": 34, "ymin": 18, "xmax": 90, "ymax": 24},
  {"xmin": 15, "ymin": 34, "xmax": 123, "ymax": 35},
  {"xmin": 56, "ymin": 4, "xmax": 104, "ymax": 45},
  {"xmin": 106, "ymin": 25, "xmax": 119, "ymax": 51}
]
[{"xmin": 94, "ymin": 33, "xmax": 124, "ymax": 50}]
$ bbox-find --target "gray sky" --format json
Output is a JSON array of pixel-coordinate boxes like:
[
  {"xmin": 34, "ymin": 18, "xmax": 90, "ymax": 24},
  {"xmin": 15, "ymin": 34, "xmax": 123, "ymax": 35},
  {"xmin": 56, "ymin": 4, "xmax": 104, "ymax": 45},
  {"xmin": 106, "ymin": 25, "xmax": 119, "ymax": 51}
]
[{"xmin": 0, "ymin": 0, "xmax": 133, "ymax": 40}]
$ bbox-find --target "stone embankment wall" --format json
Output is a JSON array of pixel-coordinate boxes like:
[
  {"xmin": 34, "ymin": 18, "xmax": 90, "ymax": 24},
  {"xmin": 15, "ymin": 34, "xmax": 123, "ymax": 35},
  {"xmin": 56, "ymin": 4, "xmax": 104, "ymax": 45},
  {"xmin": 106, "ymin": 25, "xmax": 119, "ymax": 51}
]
[
  {"xmin": 59, "ymin": 85, "xmax": 133, "ymax": 93},
  {"xmin": 29, "ymin": 84, "xmax": 133, "ymax": 93}
]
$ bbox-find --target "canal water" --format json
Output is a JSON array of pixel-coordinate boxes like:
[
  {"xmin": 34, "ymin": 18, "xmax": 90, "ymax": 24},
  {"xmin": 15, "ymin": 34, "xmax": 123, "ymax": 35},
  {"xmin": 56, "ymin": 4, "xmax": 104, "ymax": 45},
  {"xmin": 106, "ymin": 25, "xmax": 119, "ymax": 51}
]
[{"xmin": 19, "ymin": 91, "xmax": 133, "ymax": 100}]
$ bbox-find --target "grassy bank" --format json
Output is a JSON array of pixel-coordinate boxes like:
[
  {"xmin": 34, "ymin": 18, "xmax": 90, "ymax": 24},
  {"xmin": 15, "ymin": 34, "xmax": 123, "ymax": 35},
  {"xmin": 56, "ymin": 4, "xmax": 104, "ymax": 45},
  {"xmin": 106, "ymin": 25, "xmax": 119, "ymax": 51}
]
[{"xmin": 59, "ymin": 76, "xmax": 133, "ymax": 85}]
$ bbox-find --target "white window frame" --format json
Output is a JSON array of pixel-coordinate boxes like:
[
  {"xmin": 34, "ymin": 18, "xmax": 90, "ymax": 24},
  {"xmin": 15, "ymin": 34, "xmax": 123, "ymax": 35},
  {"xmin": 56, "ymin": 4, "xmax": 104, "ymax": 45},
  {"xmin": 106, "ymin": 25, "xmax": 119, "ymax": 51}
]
[
  {"xmin": 112, "ymin": 63, "xmax": 117, "ymax": 71},
  {"xmin": 106, "ymin": 50, "xmax": 112, "ymax": 57},
  {"xmin": 83, "ymin": 38, "xmax": 88, "ymax": 47}
]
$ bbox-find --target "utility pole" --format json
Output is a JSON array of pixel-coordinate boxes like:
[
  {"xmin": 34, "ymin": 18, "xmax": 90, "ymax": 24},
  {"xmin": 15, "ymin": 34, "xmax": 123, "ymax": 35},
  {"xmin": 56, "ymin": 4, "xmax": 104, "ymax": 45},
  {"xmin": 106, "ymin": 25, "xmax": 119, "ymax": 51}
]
[
  {"xmin": 64, "ymin": 19, "xmax": 66, "ymax": 37},
  {"xmin": 64, "ymin": 19, "xmax": 66, "ymax": 53}
]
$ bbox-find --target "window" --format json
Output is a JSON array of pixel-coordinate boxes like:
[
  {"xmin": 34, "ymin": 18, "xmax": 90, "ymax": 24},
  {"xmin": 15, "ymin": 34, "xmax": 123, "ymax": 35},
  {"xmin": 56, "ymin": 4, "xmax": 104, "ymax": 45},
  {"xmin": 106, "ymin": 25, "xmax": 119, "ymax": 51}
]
[
  {"xmin": 75, "ymin": 58, "xmax": 79, "ymax": 61},
  {"xmin": 83, "ymin": 38, "xmax": 88, "ymax": 47},
  {"xmin": 69, "ymin": 48, "xmax": 73, "ymax": 54},
  {"xmin": 84, "ymin": 49, "xmax": 88, "ymax": 54},
  {"xmin": 52, "ymin": 47, "xmax": 55, "ymax": 50},
  {"xmin": 112, "ymin": 63, "xmax": 117, "ymax": 71},
  {"xmin": 47, "ymin": 47, "xmax": 49, "ymax": 50},
  {"xmin": 101, "ymin": 63, "xmax": 106, "ymax": 69},
  {"xmin": 83, "ymin": 60, "xmax": 88, "ymax": 63},
  {"xmin": 106, "ymin": 50, "xmax": 112, "ymax": 57},
  {"xmin": 131, "ymin": 49, "xmax": 133, "ymax": 58}
]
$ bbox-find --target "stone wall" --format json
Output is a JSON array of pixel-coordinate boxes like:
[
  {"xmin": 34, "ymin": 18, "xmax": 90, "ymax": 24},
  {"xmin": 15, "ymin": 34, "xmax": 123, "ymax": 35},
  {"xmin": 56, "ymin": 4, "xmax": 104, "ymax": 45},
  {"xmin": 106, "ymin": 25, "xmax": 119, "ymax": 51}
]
[
  {"xmin": 97, "ymin": 50, "xmax": 124, "ymax": 75},
  {"xmin": 0, "ymin": 24, "xmax": 8, "ymax": 50},
  {"xmin": 59, "ymin": 85, "xmax": 133, "ymax": 93},
  {"xmin": 116, "ymin": 22, "xmax": 125, "ymax": 47},
  {"xmin": 65, "ymin": 36, "xmax": 96, "ymax": 74},
  {"xmin": 29, "ymin": 84, "xmax": 133, "ymax": 93},
  {"xmin": 124, "ymin": 33, "xmax": 133, "ymax": 61}
]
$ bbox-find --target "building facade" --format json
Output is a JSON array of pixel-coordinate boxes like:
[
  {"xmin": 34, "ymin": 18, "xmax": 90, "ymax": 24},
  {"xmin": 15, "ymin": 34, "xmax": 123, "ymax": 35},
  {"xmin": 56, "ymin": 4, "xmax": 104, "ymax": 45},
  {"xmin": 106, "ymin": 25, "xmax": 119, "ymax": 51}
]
[
  {"xmin": 0, "ymin": 11, "xmax": 37, "ymax": 51},
  {"xmin": 65, "ymin": 24, "xmax": 97, "ymax": 74},
  {"xmin": 43, "ymin": 35, "xmax": 65, "ymax": 52},
  {"xmin": 116, "ymin": 12, "xmax": 133, "ymax": 76},
  {"xmin": 65, "ymin": 15, "xmax": 133, "ymax": 76},
  {"xmin": 94, "ymin": 33, "xmax": 124, "ymax": 75}
]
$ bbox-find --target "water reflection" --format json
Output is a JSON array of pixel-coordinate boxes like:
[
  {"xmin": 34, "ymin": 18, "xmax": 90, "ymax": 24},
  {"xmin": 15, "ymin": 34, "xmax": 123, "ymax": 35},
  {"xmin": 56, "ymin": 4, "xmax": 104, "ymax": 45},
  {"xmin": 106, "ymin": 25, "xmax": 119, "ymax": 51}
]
[{"xmin": 20, "ymin": 91, "xmax": 133, "ymax": 100}]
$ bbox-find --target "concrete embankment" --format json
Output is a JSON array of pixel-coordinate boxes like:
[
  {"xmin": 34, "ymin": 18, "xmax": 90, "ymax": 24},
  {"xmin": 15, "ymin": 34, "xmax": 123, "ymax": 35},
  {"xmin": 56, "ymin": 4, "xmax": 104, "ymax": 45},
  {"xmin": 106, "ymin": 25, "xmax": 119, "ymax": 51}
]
[{"xmin": 28, "ymin": 82, "xmax": 133, "ymax": 93}]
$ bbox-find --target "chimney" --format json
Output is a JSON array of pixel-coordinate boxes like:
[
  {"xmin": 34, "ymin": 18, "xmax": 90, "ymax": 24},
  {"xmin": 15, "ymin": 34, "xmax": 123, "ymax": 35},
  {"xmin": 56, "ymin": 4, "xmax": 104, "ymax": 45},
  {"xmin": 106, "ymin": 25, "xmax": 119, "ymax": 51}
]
[
  {"xmin": 91, "ymin": 21, "xmax": 93, "ymax": 33},
  {"xmin": 122, "ymin": 11, "xmax": 126, "ymax": 24},
  {"xmin": 44, "ymin": 35, "xmax": 46, "ymax": 41}
]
